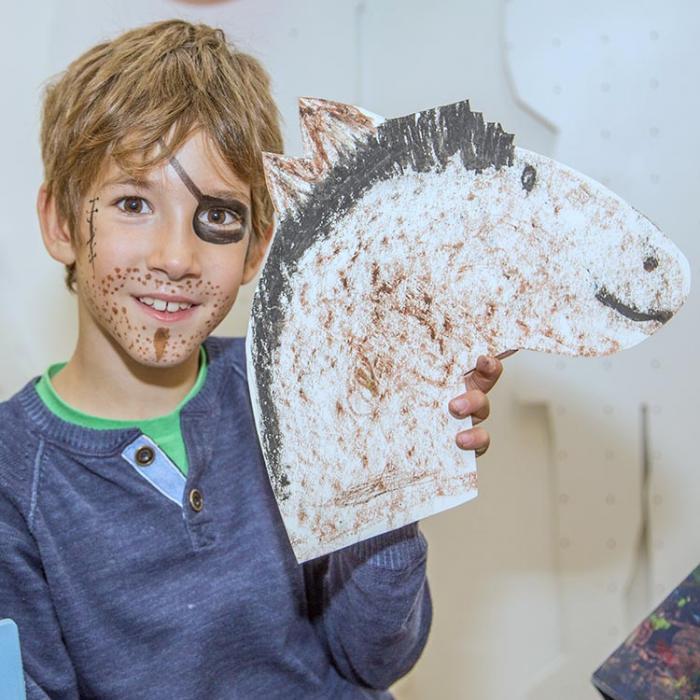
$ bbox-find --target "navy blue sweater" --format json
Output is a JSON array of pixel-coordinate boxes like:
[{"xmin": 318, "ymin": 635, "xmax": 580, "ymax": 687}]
[{"xmin": 0, "ymin": 336, "xmax": 431, "ymax": 699}]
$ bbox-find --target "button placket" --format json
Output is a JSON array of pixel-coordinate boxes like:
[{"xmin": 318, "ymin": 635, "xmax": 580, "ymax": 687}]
[
  {"xmin": 179, "ymin": 414, "xmax": 218, "ymax": 549},
  {"xmin": 120, "ymin": 435, "xmax": 186, "ymax": 507}
]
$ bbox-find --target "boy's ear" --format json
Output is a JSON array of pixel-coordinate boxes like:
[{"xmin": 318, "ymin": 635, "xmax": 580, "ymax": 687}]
[
  {"xmin": 242, "ymin": 223, "xmax": 274, "ymax": 284},
  {"xmin": 37, "ymin": 184, "xmax": 77, "ymax": 265}
]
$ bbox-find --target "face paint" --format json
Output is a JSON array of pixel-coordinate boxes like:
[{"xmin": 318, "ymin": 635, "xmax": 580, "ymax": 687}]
[
  {"xmin": 72, "ymin": 131, "xmax": 256, "ymax": 369},
  {"xmin": 79, "ymin": 264, "xmax": 230, "ymax": 365},
  {"xmin": 168, "ymin": 154, "xmax": 250, "ymax": 244},
  {"xmin": 154, "ymin": 327, "xmax": 170, "ymax": 361},
  {"xmin": 87, "ymin": 196, "xmax": 99, "ymax": 267}
]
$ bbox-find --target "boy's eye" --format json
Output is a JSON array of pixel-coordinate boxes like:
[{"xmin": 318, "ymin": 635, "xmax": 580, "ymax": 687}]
[
  {"xmin": 192, "ymin": 198, "xmax": 249, "ymax": 244},
  {"xmin": 197, "ymin": 207, "xmax": 240, "ymax": 227},
  {"xmin": 116, "ymin": 196, "xmax": 152, "ymax": 214}
]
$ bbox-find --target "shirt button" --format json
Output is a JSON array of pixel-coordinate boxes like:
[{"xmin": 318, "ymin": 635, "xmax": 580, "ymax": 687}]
[
  {"xmin": 135, "ymin": 446, "xmax": 155, "ymax": 466},
  {"xmin": 189, "ymin": 488, "xmax": 204, "ymax": 512}
]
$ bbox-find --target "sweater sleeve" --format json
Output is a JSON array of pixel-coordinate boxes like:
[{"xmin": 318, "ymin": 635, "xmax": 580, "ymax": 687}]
[
  {"xmin": 303, "ymin": 522, "xmax": 432, "ymax": 690},
  {"xmin": 0, "ymin": 493, "xmax": 80, "ymax": 699}
]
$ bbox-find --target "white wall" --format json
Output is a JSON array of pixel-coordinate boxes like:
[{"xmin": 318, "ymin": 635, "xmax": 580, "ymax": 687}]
[{"xmin": 1, "ymin": 2, "xmax": 696, "ymax": 698}]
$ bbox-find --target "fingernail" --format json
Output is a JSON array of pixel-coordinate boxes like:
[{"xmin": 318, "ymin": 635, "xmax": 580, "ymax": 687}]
[
  {"xmin": 451, "ymin": 398, "xmax": 470, "ymax": 415},
  {"xmin": 457, "ymin": 432, "xmax": 473, "ymax": 448}
]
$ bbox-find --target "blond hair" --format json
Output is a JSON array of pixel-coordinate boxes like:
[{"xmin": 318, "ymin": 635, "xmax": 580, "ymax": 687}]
[{"xmin": 40, "ymin": 19, "xmax": 283, "ymax": 291}]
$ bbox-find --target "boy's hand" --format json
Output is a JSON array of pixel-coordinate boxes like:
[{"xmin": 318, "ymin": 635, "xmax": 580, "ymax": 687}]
[{"xmin": 448, "ymin": 355, "xmax": 505, "ymax": 458}]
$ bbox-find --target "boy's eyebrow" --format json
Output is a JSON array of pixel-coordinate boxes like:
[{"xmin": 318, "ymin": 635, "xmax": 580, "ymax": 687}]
[
  {"xmin": 206, "ymin": 189, "xmax": 250, "ymax": 204},
  {"xmin": 101, "ymin": 175, "xmax": 155, "ymax": 189},
  {"xmin": 101, "ymin": 176, "xmax": 249, "ymax": 204}
]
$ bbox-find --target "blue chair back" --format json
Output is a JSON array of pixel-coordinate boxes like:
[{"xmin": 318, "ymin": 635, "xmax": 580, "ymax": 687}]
[{"xmin": 0, "ymin": 619, "xmax": 26, "ymax": 700}]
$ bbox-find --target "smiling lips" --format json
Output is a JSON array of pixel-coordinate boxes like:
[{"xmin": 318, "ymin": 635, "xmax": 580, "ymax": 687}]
[{"xmin": 134, "ymin": 295, "xmax": 200, "ymax": 322}]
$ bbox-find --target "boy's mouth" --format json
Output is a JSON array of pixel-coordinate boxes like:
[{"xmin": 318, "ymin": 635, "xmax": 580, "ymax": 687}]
[{"xmin": 133, "ymin": 295, "xmax": 200, "ymax": 322}]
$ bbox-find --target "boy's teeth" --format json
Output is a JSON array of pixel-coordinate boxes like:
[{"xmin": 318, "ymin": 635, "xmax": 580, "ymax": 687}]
[{"xmin": 138, "ymin": 297, "xmax": 193, "ymax": 312}]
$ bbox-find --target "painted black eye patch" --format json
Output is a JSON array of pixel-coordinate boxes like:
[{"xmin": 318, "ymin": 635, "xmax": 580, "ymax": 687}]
[{"xmin": 168, "ymin": 154, "xmax": 251, "ymax": 245}]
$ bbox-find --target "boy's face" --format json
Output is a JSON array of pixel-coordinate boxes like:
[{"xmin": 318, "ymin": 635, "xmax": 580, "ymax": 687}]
[{"xmin": 71, "ymin": 130, "xmax": 265, "ymax": 366}]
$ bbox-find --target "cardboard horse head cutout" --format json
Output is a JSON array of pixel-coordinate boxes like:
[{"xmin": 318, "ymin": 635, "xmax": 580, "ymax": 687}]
[{"xmin": 247, "ymin": 97, "xmax": 690, "ymax": 562}]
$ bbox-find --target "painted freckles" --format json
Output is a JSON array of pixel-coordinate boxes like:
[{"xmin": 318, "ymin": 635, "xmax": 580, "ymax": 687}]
[{"xmin": 79, "ymin": 262, "xmax": 231, "ymax": 365}]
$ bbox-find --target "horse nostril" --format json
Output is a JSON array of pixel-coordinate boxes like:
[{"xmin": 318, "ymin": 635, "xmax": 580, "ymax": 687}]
[{"xmin": 643, "ymin": 256, "xmax": 659, "ymax": 272}]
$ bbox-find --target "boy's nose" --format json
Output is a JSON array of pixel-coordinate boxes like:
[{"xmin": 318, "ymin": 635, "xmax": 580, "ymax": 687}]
[{"xmin": 146, "ymin": 216, "xmax": 202, "ymax": 281}]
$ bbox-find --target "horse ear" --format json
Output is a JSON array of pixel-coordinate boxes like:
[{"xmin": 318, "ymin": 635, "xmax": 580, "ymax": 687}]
[
  {"xmin": 298, "ymin": 97, "xmax": 384, "ymax": 169},
  {"xmin": 262, "ymin": 152, "xmax": 317, "ymax": 220},
  {"xmin": 262, "ymin": 98, "xmax": 385, "ymax": 221}
]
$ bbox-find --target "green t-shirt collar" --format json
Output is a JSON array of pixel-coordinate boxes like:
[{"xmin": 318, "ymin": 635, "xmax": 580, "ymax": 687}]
[{"xmin": 35, "ymin": 345, "xmax": 208, "ymax": 430}]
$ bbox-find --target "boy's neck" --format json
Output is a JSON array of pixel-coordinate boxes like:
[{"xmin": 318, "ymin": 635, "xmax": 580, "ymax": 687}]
[{"xmin": 51, "ymin": 330, "xmax": 201, "ymax": 421}]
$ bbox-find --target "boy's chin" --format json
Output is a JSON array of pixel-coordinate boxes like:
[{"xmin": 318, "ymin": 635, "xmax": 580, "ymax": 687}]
[{"xmin": 118, "ymin": 337, "xmax": 202, "ymax": 369}]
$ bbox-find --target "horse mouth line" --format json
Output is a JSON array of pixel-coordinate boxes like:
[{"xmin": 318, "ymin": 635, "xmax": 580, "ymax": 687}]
[{"xmin": 595, "ymin": 287, "xmax": 672, "ymax": 324}]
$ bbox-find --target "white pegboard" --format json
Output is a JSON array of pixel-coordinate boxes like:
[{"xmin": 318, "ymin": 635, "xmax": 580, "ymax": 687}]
[
  {"xmin": 504, "ymin": 1, "xmax": 699, "ymax": 698},
  {"xmin": 0, "ymin": 2, "xmax": 58, "ymax": 394}
]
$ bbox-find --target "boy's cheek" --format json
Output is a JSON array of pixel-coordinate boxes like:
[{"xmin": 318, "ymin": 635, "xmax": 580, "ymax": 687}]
[
  {"xmin": 71, "ymin": 228, "xmax": 249, "ymax": 364},
  {"xmin": 77, "ymin": 266, "xmax": 241, "ymax": 366}
]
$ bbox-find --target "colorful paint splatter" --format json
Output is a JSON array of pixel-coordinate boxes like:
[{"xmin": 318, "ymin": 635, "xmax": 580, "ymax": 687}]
[{"xmin": 593, "ymin": 565, "xmax": 700, "ymax": 699}]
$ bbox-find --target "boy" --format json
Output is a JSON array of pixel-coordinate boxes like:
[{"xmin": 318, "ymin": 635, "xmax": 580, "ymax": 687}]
[{"xmin": 0, "ymin": 19, "xmax": 503, "ymax": 699}]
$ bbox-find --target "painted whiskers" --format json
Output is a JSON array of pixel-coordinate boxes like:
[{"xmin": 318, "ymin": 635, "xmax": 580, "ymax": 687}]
[{"xmin": 247, "ymin": 97, "xmax": 691, "ymax": 562}]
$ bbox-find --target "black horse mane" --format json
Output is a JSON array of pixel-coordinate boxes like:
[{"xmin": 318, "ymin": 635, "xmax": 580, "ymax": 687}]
[{"xmin": 296, "ymin": 99, "xmax": 514, "ymax": 235}]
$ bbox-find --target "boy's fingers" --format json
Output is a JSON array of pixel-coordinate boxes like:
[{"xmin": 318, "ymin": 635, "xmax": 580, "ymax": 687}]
[
  {"xmin": 448, "ymin": 389, "xmax": 490, "ymax": 425},
  {"xmin": 455, "ymin": 426, "xmax": 490, "ymax": 456},
  {"xmin": 464, "ymin": 355, "xmax": 504, "ymax": 394}
]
